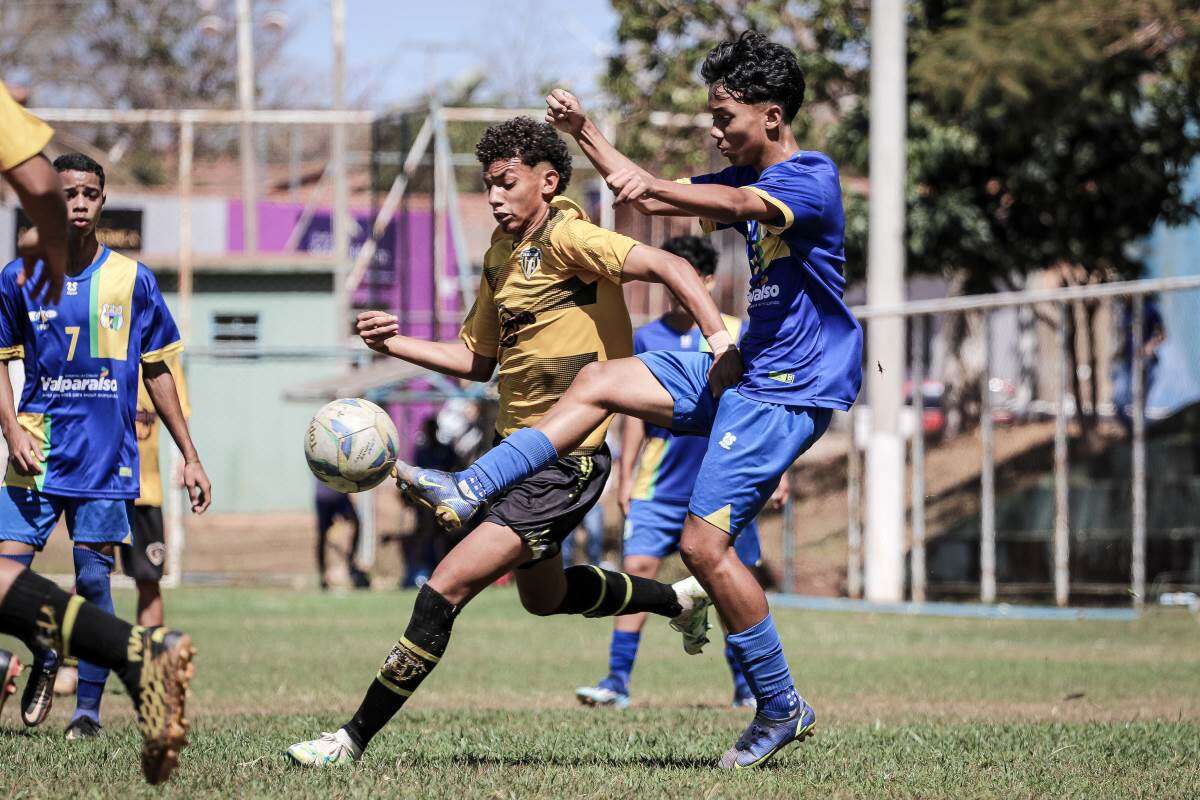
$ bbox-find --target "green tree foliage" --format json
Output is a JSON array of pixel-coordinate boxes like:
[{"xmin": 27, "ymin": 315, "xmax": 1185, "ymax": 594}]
[{"xmin": 605, "ymin": 0, "xmax": 1200, "ymax": 288}]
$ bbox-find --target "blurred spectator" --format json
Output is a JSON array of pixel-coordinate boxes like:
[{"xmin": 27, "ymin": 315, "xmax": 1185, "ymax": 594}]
[
  {"xmin": 401, "ymin": 417, "xmax": 459, "ymax": 587},
  {"xmin": 314, "ymin": 481, "xmax": 368, "ymax": 590},
  {"xmin": 1113, "ymin": 296, "xmax": 1165, "ymax": 434}
]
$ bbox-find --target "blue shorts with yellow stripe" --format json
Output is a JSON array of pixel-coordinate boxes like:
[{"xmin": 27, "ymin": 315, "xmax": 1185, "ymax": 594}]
[
  {"xmin": 0, "ymin": 486, "xmax": 133, "ymax": 549},
  {"xmin": 635, "ymin": 350, "xmax": 831, "ymax": 536},
  {"xmin": 625, "ymin": 498, "xmax": 761, "ymax": 565}
]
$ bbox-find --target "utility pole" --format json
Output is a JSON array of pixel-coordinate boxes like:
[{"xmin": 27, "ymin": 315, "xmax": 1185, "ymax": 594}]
[
  {"xmin": 236, "ymin": 0, "xmax": 257, "ymax": 253},
  {"xmin": 864, "ymin": 0, "xmax": 907, "ymax": 602}
]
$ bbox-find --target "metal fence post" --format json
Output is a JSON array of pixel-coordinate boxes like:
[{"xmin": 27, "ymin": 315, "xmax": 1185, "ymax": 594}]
[
  {"xmin": 980, "ymin": 311, "xmax": 996, "ymax": 603},
  {"xmin": 1131, "ymin": 296, "xmax": 1147, "ymax": 610},
  {"xmin": 1054, "ymin": 302, "xmax": 1071, "ymax": 607},
  {"xmin": 911, "ymin": 314, "xmax": 927, "ymax": 603},
  {"xmin": 847, "ymin": 409, "xmax": 863, "ymax": 599}
]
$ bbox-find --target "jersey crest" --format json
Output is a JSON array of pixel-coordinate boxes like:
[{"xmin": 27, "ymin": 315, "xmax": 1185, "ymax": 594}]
[
  {"xmin": 99, "ymin": 303, "xmax": 125, "ymax": 332},
  {"xmin": 518, "ymin": 246, "xmax": 541, "ymax": 279}
]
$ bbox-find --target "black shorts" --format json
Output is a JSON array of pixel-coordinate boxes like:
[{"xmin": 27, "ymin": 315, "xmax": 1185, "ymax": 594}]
[
  {"xmin": 120, "ymin": 505, "xmax": 166, "ymax": 583},
  {"xmin": 483, "ymin": 443, "xmax": 611, "ymax": 566},
  {"xmin": 316, "ymin": 494, "xmax": 358, "ymax": 533}
]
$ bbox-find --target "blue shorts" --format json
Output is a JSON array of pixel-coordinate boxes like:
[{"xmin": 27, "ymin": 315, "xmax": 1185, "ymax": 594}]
[
  {"xmin": 0, "ymin": 486, "xmax": 133, "ymax": 550},
  {"xmin": 636, "ymin": 350, "xmax": 832, "ymax": 536},
  {"xmin": 624, "ymin": 498, "xmax": 761, "ymax": 565}
]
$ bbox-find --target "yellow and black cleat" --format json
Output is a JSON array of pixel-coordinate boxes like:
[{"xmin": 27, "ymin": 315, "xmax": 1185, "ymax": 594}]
[{"xmin": 126, "ymin": 627, "xmax": 197, "ymax": 785}]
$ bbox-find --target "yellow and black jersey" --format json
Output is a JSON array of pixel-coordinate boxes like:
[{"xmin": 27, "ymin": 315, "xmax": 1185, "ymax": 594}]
[
  {"xmin": 460, "ymin": 196, "xmax": 636, "ymax": 453},
  {"xmin": 0, "ymin": 81, "xmax": 53, "ymax": 172}
]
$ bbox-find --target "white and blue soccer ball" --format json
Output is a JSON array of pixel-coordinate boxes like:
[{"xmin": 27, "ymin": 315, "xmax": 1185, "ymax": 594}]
[{"xmin": 305, "ymin": 398, "xmax": 399, "ymax": 493}]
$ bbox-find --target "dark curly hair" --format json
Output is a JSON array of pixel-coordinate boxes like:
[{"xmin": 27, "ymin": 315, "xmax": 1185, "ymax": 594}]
[
  {"xmin": 662, "ymin": 235, "xmax": 718, "ymax": 277},
  {"xmin": 53, "ymin": 152, "xmax": 105, "ymax": 190},
  {"xmin": 701, "ymin": 31, "xmax": 806, "ymax": 122},
  {"xmin": 475, "ymin": 117, "xmax": 572, "ymax": 195}
]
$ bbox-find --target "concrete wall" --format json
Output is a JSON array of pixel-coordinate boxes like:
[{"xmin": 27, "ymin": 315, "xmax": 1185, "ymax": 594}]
[{"xmin": 161, "ymin": 272, "xmax": 340, "ymax": 514}]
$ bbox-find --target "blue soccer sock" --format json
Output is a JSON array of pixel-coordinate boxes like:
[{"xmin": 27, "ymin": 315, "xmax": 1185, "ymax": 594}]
[
  {"xmin": 725, "ymin": 641, "xmax": 751, "ymax": 697},
  {"xmin": 726, "ymin": 614, "xmax": 802, "ymax": 720},
  {"xmin": 602, "ymin": 630, "xmax": 640, "ymax": 694},
  {"xmin": 72, "ymin": 547, "xmax": 115, "ymax": 723},
  {"xmin": 456, "ymin": 428, "xmax": 559, "ymax": 501}
]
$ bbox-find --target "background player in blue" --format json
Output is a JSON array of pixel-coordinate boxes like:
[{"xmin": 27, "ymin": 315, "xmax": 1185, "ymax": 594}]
[
  {"xmin": 0, "ymin": 153, "xmax": 211, "ymax": 740},
  {"xmin": 576, "ymin": 235, "xmax": 767, "ymax": 711},
  {"xmin": 399, "ymin": 32, "xmax": 862, "ymax": 768}
]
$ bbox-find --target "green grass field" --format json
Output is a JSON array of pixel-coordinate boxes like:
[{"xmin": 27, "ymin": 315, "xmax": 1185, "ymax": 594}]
[{"xmin": 2, "ymin": 586, "xmax": 1198, "ymax": 798}]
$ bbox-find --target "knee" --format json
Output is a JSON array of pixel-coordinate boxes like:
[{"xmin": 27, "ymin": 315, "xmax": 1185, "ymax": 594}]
[
  {"xmin": 567, "ymin": 361, "xmax": 612, "ymax": 405},
  {"xmin": 679, "ymin": 530, "xmax": 725, "ymax": 577}
]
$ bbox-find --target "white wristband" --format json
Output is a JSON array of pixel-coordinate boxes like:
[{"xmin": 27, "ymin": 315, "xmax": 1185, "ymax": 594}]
[{"xmin": 706, "ymin": 329, "xmax": 734, "ymax": 354}]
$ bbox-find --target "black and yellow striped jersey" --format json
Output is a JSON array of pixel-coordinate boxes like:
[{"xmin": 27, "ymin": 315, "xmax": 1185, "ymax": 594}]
[{"xmin": 460, "ymin": 196, "xmax": 636, "ymax": 453}]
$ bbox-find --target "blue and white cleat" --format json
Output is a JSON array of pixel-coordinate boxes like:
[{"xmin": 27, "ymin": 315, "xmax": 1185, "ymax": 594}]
[
  {"xmin": 717, "ymin": 700, "xmax": 816, "ymax": 769},
  {"xmin": 575, "ymin": 682, "xmax": 631, "ymax": 709},
  {"xmin": 668, "ymin": 577, "xmax": 712, "ymax": 655},
  {"xmin": 393, "ymin": 461, "xmax": 482, "ymax": 533},
  {"xmin": 286, "ymin": 728, "xmax": 362, "ymax": 767}
]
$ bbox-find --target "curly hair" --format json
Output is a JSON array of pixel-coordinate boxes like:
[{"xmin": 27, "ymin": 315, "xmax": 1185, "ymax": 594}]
[
  {"xmin": 701, "ymin": 31, "xmax": 806, "ymax": 122},
  {"xmin": 53, "ymin": 152, "xmax": 105, "ymax": 190},
  {"xmin": 475, "ymin": 117, "xmax": 572, "ymax": 194},
  {"xmin": 661, "ymin": 235, "xmax": 718, "ymax": 277}
]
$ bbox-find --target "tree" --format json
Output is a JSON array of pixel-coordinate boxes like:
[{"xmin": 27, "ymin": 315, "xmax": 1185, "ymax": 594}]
[{"xmin": 605, "ymin": 0, "xmax": 1200, "ymax": 435}]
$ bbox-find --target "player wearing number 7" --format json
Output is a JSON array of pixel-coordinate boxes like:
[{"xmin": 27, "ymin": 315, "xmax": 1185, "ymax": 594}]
[
  {"xmin": 399, "ymin": 32, "xmax": 863, "ymax": 768},
  {"xmin": 0, "ymin": 152, "xmax": 210, "ymax": 740}
]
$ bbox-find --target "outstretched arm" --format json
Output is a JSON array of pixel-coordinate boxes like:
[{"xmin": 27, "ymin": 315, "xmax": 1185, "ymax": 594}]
[
  {"xmin": 357, "ymin": 311, "xmax": 496, "ymax": 382},
  {"xmin": 6, "ymin": 155, "xmax": 67, "ymax": 303},
  {"xmin": 143, "ymin": 360, "xmax": 210, "ymax": 513},
  {"xmin": 546, "ymin": 88, "xmax": 783, "ymax": 226}
]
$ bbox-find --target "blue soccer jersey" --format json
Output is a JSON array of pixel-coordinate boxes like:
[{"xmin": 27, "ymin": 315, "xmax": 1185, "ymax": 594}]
[
  {"xmin": 0, "ymin": 248, "xmax": 182, "ymax": 498},
  {"xmin": 631, "ymin": 314, "xmax": 742, "ymax": 504},
  {"xmin": 689, "ymin": 151, "xmax": 862, "ymax": 409}
]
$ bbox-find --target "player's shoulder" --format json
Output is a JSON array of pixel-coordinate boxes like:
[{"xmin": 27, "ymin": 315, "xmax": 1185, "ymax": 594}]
[
  {"xmin": 1, "ymin": 259, "xmax": 24, "ymax": 283},
  {"xmin": 763, "ymin": 151, "xmax": 840, "ymax": 183}
]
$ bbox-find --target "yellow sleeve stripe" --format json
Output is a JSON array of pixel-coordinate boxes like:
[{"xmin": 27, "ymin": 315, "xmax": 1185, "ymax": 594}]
[
  {"xmin": 141, "ymin": 340, "xmax": 184, "ymax": 363},
  {"xmin": 0, "ymin": 344, "xmax": 24, "ymax": 360},
  {"xmin": 745, "ymin": 186, "xmax": 794, "ymax": 234}
]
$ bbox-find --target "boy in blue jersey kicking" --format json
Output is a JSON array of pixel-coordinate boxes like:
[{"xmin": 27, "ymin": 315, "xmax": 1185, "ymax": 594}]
[
  {"xmin": 0, "ymin": 153, "xmax": 211, "ymax": 740},
  {"xmin": 575, "ymin": 235, "xmax": 771, "ymax": 711},
  {"xmin": 397, "ymin": 32, "xmax": 862, "ymax": 768}
]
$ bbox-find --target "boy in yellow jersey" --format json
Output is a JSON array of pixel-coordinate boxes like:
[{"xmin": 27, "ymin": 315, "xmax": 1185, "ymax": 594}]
[{"xmin": 287, "ymin": 117, "xmax": 738, "ymax": 767}]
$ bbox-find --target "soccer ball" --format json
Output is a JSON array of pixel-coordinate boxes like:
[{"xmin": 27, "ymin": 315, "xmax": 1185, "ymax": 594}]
[{"xmin": 305, "ymin": 398, "xmax": 399, "ymax": 493}]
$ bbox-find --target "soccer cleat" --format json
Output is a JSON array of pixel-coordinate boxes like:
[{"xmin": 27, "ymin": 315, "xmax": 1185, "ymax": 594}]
[
  {"xmin": 123, "ymin": 627, "xmax": 196, "ymax": 785},
  {"xmin": 65, "ymin": 715, "xmax": 103, "ymax": 740},
  {"xmin": 54, "ymin": 662, "xmax": 79, "ymax": 696},
  {"xmin": 575, "ymin": 683, "xmax": 630, "ymax": 709},
  {"xmin": 0, "ymin": 650, "xmax": 21, "ymax": 718},
  {"xmin": 393, "ymin": 461, "xmax": 482, "ymax": 533},
  {"xmin": 286, "ymin": 728, "xmax": 362, "ymax": 767},
  {"xmin": 21, "ymin": 648, "xmax": 59, "ymax": 727},
  {"xmin": 717, "ymin": 700, "xmax": 817, "ymax": 769},
  {"xmin": 668, "ymin": 577, "xmax": 712, "ymax": 655}
]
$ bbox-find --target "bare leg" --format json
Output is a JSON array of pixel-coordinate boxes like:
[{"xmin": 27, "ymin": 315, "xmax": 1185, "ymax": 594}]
[
  {"xmin": 136, "ymin": 581, "xmax": 163, "ymax": 627},
  {"xmin": 679, "ymin": 515, "xmax": 768, "ymax": 634},
  {"xmin": 427, "ymin": 521, "xmax": 532, "ymax": 606},
  {"xmin": 535, "ymin": 358, "xmax": 676, "ymax": 455}
]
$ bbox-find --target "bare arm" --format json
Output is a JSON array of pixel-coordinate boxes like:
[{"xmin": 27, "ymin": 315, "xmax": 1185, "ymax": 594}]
[
  {"xmin": 546, "ymin": 89, "xmax": 781, "ymax": 225},
  {"xmin": 5, "ymin": 154, "xmax": 67, "ymax": 303},
  {"xmin": 143, "ymin": 360, "xmax": 211, "ymax": 513},
  {"xmin": 357, "ymin": 311, "xmax": 496, "ymax": 382},
  {"xmin": 617, "ymin": 414, "xmax": 645, "ymax": 516},
  {"xmin": 0, "ymin": 359, "xmax": 41, "ymax": 476}
]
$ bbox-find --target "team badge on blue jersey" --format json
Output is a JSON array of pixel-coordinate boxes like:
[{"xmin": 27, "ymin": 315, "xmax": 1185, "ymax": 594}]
[
  {"xmin": 518, "ymin": 246, "xmax": 541, "ymax": 279},
  {"xmin": 100, "ymin": 303, "xmax": 124, "ymax": 331}
]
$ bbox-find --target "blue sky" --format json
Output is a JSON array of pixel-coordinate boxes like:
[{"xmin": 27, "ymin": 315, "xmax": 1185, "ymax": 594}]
[{"xmin": 279, "ymin": 0, "xmax": 618, "ymax": 109}]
